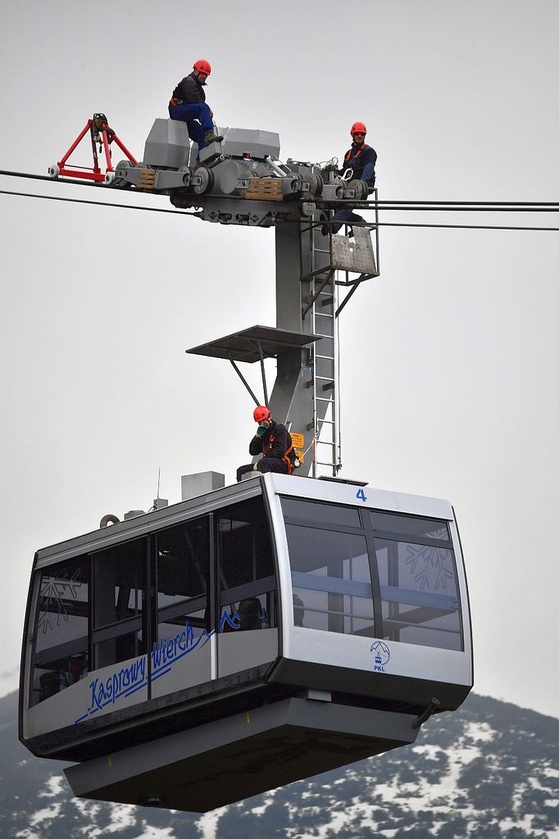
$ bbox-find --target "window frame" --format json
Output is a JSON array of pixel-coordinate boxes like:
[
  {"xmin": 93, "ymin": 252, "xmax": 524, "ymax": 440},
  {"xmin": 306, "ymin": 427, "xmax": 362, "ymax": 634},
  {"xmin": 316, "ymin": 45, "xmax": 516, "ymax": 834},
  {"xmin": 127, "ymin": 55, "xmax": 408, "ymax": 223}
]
[{"xmin": 281, "ymin": 496, "xmax": 464, "ymax": 651}]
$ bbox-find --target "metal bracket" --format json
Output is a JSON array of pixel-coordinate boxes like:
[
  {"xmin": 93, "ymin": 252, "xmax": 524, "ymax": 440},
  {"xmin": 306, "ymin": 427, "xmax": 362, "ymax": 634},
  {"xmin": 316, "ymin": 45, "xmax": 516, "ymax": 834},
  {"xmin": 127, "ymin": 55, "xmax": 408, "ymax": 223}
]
[{"xmin": 412, "ymin": 697, "xmax": 441, "ymax": 729}]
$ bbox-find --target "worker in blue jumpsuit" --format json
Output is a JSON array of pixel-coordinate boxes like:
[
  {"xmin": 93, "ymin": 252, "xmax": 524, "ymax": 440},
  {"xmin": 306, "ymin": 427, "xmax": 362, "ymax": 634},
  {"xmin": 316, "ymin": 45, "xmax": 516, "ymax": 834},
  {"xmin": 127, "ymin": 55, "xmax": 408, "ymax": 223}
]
[
  {"xmin": 322, "ymin": 121, "xmax": 377, "ymax": 235},
  {"xmin": 168, "ymin": 59, "xmax": 222, "ymax": 148}
]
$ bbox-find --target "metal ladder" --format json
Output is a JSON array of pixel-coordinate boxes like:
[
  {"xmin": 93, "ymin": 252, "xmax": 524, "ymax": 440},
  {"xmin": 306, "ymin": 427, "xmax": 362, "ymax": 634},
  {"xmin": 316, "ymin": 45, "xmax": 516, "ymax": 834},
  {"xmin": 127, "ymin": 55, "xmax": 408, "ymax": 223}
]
[
  {"xmin": 300, "ymin": 208, "xmax": 380, "ymax": 477},
  {"xmin": 301, "ymin": 226, "xmax": 341, "ymax": 478}
]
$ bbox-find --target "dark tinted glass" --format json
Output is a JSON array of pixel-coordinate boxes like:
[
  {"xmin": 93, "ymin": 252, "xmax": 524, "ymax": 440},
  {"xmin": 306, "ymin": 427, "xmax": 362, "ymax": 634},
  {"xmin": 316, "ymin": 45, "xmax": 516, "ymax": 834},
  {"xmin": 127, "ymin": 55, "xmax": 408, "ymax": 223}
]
[
  {"xmin": 31, "ymin": 556, "xmax": 90, "ymax": 706},
  {"xmin": 281, "ymin": 498, "xmax": 361, "ymax": 529},
  {"xmin": 218, "ymin": 496, "xmax": 276, "ymax": 630},
  {"xmin": 93, "ymin": 539, "xmax": 146, "ymax": 668},
  {"xmin": 371, "ymin": 511, "xmax": 451, "ymax": 542},
  {"xmin": 156, "ymin": 517, "xmax": 210, "ymax": 638}
]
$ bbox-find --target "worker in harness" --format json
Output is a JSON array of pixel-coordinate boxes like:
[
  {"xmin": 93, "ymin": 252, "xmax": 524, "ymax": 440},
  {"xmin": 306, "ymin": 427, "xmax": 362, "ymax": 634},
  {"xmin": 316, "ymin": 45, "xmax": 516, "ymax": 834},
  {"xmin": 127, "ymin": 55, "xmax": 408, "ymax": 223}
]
[
  {"xmin": 236, "ymin": 406, "xmax": 296, "ymax": 482},
  {"xmin": 168, "ymin": 59, "xmax": 223, "ymax": 148},
  {"xmin": 322, "ymin": 121, "xmax": 377, "ymax": 235}
]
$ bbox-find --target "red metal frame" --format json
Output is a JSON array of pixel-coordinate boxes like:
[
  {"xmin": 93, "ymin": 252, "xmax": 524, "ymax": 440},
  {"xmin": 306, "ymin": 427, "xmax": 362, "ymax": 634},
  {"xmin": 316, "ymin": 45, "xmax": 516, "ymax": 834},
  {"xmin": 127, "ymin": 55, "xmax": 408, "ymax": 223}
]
[{"xmin": 54, "ymin": 116, "xmax": 138, "ymax": 182}]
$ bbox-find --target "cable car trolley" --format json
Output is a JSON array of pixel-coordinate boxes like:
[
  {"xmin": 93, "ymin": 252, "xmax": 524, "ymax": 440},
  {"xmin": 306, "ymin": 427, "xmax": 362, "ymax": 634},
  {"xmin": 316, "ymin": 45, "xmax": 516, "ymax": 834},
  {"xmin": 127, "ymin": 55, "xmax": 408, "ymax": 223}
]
[{"xmin": 19, "ymin": 473, "xmax": 472, "ymax": 812}]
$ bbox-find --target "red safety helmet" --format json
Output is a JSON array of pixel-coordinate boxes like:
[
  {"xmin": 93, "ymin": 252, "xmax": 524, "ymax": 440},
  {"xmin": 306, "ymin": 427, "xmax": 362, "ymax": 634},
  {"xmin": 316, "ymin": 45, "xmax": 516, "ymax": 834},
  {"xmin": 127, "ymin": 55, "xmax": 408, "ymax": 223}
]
[
  {"xmin": 350, "ymin": 121, "xmax": 367, "ymax": 136},
  {"xmin": 193, "ymin": 59, "xmax": 212, "ymax": 75},
  {"xmin": 253, "ymin": 405, "xmax": 272, "ymax": 423}
]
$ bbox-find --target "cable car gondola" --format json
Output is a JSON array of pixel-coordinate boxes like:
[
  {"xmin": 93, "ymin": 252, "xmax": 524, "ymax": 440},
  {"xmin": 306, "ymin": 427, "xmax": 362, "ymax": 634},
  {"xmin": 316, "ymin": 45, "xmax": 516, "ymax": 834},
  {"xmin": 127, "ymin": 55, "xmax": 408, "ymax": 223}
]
[{"xmin": 19, "ymin": 472, "xmax": 472, "ymax": 812}]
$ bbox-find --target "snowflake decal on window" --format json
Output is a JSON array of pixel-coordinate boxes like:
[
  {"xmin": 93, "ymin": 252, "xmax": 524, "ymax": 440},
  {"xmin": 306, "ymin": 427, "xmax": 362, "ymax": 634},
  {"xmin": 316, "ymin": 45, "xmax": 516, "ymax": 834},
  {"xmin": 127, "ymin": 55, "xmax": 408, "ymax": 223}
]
[
  {"xmin": 37, "ymin": 570, "xmax": 84, "ymax": 635},
  {"xmin": 405, "ymin": 534, "xmax": 454, "ymax": 591}
]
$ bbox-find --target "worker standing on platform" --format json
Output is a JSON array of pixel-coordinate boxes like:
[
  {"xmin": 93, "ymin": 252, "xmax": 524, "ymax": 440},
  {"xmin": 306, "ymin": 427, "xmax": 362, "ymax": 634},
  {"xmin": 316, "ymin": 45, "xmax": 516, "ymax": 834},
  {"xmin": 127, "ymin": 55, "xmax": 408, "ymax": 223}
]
[
  {"xmin": 168, "ymin": 59, "xmax": 223, "ymax": 148},
  {"xmin": 236, "ymin": 406, "xmax": 295, "ymax": 482},
  {"xmin": 322, "ymin": 121, "xmax": 377, "ymax": 235}
]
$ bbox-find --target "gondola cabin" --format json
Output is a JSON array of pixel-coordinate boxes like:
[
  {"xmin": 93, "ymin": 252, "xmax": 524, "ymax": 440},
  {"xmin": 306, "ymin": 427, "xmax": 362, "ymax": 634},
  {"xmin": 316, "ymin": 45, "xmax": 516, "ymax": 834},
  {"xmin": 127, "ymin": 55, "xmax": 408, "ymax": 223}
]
[{"xmin": 19, "ymin": 473, "xmax": 472, "ymax": 812}]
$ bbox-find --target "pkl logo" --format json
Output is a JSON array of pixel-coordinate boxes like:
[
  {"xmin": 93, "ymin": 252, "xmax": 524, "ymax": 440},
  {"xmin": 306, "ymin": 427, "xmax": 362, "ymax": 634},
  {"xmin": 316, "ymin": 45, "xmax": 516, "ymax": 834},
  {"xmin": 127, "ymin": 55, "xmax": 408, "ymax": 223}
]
[{"xmin": 370, "ymin": 640, "xmax": 390, "ymax": 672}]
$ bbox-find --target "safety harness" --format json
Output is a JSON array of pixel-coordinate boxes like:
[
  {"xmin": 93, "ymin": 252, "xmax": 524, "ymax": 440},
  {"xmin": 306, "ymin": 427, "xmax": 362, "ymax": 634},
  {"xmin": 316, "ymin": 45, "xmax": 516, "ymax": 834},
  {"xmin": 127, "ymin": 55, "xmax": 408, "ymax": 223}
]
[
  {"xmin": 344, "ymin": 144, "xmax": 366, "ymax": 164},
  {"xmin": 263, "ymin": 432, "xmax": 297, "ymax": 474}
]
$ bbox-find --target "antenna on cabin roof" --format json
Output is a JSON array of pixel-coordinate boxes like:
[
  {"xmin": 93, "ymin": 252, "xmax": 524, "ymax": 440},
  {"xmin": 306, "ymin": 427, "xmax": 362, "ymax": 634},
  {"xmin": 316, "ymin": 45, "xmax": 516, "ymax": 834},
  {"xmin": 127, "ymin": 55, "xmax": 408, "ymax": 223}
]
[{"xmin": 153, "ymin": 467, "xmax": 168, "ymax": 511}]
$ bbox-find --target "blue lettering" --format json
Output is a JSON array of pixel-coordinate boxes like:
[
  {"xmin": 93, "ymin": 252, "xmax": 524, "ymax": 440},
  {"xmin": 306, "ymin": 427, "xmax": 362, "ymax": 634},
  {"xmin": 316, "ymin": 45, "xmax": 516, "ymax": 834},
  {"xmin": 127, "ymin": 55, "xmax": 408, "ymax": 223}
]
[
  {"xmin": 219, "ymin": 609, "xmax": 240, "ymax": 631},
  {"xmin": 77, "ymin": 611, "xmax": 240, "ymax": 724},
  {"xmin": 85, "ymin": 657, "xmax": 147, "ymax": 718}
]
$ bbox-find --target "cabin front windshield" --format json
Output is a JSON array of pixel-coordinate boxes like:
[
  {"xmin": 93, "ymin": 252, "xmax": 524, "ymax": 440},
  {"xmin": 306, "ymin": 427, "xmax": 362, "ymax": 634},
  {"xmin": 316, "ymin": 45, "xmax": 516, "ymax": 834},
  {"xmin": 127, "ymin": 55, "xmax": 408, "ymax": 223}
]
[
  {"xmin": 281, "ymin": 497, "xmax": 463, "ymax": 651},
  {"xmin": 30, "ymin": 556, "xmax": 90, "ymax": 707},
  {"xmin": 373, "ymin": 512, "xmax": 461, "ymax": 649}
]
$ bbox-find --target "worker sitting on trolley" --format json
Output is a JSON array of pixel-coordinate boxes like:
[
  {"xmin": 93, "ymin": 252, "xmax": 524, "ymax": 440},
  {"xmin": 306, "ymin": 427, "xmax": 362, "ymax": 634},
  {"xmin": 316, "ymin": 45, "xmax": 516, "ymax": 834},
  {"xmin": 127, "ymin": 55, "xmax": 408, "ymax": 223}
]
[
  {"xmin": 322, "ymin": 121, "xmax": 377, "ymax": 235},
  {"xmin": 236, "ymin": 406, "xmax": 296, "ymax": 481},
  {"xmin": 168, "ymin": 59, "xmax": 223, "ymax": 149}
]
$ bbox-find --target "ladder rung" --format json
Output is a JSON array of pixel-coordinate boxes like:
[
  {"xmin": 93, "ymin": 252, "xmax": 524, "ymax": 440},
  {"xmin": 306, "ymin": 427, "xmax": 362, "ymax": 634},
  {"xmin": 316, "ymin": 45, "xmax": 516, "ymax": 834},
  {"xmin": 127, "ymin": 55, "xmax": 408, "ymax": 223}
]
[
  {"xmin": 309, "ymin": 239, "xmax": 340, "ymax": 473},
  {"xmin": 303, "ymin": 293, "xmax": 333, "ymax": 304}
]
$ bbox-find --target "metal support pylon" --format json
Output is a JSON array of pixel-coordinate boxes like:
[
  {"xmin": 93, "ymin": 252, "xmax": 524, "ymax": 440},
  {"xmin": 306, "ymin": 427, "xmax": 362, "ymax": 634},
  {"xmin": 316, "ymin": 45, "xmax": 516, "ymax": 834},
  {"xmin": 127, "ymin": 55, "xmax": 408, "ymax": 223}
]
[
  {"xmin": 268, "ymin": 219, "xmax": 334, "ymax": 476},
  {"xmin": 186, "ymin": 195, "xmax": 380, "ymax": 480}
]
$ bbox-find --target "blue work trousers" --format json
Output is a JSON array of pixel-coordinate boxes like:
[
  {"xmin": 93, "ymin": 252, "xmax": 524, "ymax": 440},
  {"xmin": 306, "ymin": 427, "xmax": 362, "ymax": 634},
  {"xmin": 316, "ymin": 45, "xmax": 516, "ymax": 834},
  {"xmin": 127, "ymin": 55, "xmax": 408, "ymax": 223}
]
[
  {"xmin": 168, "ymin": 102, "xmax": 213, "ymax": 147},
  {"xmin": 330, "ymin": 206, "xmax": 365, "ymax": 234}
]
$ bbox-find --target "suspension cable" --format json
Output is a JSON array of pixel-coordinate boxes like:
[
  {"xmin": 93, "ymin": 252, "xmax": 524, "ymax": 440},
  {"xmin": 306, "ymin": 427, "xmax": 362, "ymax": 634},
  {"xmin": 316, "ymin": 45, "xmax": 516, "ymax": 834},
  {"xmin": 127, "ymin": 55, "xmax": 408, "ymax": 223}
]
[{"xmin": 1, "ymin": 168, "xmax": 559, "ymax": 230}]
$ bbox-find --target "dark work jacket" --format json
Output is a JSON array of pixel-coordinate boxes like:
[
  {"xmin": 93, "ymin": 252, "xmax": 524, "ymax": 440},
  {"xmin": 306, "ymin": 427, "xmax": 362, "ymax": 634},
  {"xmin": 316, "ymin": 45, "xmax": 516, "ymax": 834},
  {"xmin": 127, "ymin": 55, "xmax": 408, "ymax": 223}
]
[
  {"xmin": 341, "ymin": 142, "xmax": 377, "ymax": 187},
  {"xmin": 171, "ymin": 73, "xmax": 206, "ymax": 104},
  {"xmin": 249, "ymin": 421, "xmax": 292, "ymax": 459}
]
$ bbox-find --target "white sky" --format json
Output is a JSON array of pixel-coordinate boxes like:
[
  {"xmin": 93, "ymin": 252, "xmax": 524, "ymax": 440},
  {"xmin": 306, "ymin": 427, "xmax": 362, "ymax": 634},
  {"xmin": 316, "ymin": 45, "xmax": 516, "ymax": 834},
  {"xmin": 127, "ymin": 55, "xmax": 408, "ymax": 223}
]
[{"xmin": 1, "ymin": 0, "xmax": 558, "ymax": 722}]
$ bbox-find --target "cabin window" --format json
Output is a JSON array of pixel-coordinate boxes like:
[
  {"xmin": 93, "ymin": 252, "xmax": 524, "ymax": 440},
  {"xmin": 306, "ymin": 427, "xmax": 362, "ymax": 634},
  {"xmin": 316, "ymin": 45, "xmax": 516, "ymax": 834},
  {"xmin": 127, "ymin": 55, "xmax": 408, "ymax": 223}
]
[
  {"xmin": 282, "ymin": 498, "xmax": 463, "ymax": 651},
  {"xmin": 92, "ymin": 538, "xmax": 147, "ymax": 669},
  {"xmin": 370, "ymin": 512, "xmax": 463, "ymax": 650},
  {"xmin": 155, "ymin": 517, "xmax": 210, "ymax": 643},
  {"xmin": 287, "ymin": 527, "xmax": 373, "ymax": 635},
  {"xmin": 281, "ymin": 497, "xmax": 360, "ymax": 529},
  {"xmin": 217, "ymin": 497, "xmax": 277, "ymax": 630},
  {"xmin": 282, "ymin": 498, "xmax": 375, "ymax": 636},
  {"xmin": 31, "ymin": 555, "xmax": 90, "ymax": 706}
]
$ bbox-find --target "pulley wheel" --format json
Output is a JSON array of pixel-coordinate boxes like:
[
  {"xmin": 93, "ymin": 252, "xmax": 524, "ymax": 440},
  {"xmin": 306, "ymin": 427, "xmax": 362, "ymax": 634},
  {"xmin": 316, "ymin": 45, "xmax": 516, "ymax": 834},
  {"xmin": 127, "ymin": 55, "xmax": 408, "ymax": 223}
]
[
  {"xmin": 304, "ymin": 172, "xmax": 324, "ymax": 197},
  {"xmin": 348, "ymin": 179, "xmax": 369, "ymax": 200},
  {"xmin": 178, "ymin": 164, "xmax": 192, "ymax": 186},
  {"xmin": 192, "ymin": 166, "xmax": 214, "ymax": 195}
]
